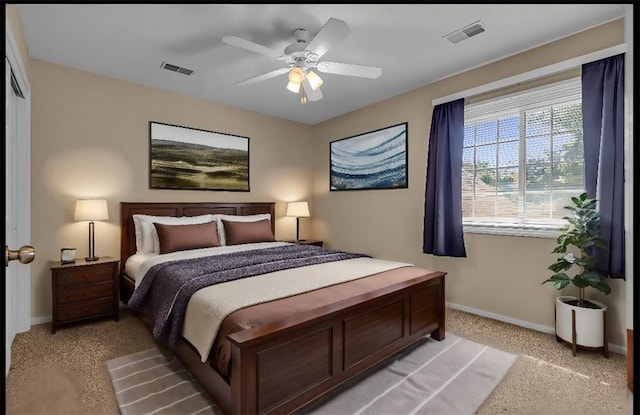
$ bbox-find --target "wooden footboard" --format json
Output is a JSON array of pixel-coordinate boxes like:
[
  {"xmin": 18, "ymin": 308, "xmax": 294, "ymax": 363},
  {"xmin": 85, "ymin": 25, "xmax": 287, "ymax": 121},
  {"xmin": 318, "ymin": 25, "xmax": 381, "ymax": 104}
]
[
  {"xmin": 173, "ymin": 271, "xmax": 445, "ymax": 415},
  {"xmin": 119, "ymin": 202, "xmax": 446, "ymax": 414}
]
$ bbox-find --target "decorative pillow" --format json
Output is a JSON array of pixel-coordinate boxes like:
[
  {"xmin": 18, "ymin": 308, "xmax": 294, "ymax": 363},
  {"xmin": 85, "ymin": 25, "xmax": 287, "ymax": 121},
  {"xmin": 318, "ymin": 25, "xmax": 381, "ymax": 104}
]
[
  {"xmin": 153, "ymin": 221, "xmax": 220, "ymax": 254},
  {"xmin": 222, "ymin": 219, "xmax": 276, "ymax": 246},
  {"xmin": 133, "ymin": 219, "xmax": 156, "ymax": 254},
  {"xmin": 216, "ymin": 213, "xmax": 271, "ymax": 246},
  {"xmin": 133, "ymin": 214, "xmax": 218, "ymax": 253}
]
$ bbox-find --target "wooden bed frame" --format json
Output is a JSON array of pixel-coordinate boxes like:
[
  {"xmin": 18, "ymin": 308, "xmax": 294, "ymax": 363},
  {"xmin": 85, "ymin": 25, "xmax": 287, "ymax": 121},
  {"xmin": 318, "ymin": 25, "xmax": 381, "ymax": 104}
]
[{"xmin": 120, "ymin": 201, "xmax": 446, "ymax": 414}]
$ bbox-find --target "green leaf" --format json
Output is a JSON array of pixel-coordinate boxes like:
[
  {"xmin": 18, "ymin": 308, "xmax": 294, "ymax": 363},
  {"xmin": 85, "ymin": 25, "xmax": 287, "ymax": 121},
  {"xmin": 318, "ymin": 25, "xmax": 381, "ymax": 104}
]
[
  {"xmin": 571, "ymin": 275, "xmax": 589, "ymax": 288},
  {"xmin": 595, "ymin": 280, "xmax": 612, "ymax": 295},
  {"xmin": 581, "ymin": 271, "xmax": 604, "ymax": 285},
  {"xmin": 542, "ymin": 273, "xmax": 570, "ymax": 290},
  {"xmin": 549, "ymin": 260, "xmax": 571, "ymax": 272},
  {"xmin": 584, "ymin": 199, "xmax": 597, "ymax": 209},
  {"xmin": 595, "ymin": 239, "xmax": 608, "ymax": 249},
  {"xmin": 549, "ymin": 273, "xmax": 570, "ymax": 281}
]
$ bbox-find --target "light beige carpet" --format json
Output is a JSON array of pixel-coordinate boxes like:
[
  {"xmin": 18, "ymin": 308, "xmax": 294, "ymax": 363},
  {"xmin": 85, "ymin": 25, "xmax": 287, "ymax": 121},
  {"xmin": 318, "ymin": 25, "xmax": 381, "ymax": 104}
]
[
  {"xmin": 6, "ymin": 308, "xmax": 627, "ymax": 414},
  {"xmin": 106, "ymin": 333, "xmax": 516, "ymax": 415}
]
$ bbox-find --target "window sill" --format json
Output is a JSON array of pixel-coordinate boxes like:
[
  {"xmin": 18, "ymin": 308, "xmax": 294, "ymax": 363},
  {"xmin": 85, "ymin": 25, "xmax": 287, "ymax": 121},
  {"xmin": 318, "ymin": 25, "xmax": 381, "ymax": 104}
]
[{"xmin": 463, "ymin": 223, "xmax": 561, "ymax": 238}]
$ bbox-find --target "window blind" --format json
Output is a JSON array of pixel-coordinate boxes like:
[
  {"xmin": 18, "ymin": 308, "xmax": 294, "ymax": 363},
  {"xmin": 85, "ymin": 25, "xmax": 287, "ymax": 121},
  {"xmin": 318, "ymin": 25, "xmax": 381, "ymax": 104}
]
[{"xmin": 465, "ymin": 78, "xmax": 582, "ymax": 122}]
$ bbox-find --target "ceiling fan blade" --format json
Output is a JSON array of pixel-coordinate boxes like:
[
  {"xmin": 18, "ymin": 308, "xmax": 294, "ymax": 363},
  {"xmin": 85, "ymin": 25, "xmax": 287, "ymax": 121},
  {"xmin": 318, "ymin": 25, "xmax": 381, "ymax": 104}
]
[
  {"xmin": 316, "ymin": 61, "xmax": 382, "ymax": 79},
  {"xmin": 302, "ymin": 78, "xmax": 323, "ymax": 102},
  {"xmin": 222, "ymin": 36, "xmax": 283, "ymax": 59},
  {"xmin": 236, "ymin": 67, "xmax": 290, "ymax": 86},
  {"xmin": 305, "ymin": 18, "xmax": 350, "ymax": 60}
]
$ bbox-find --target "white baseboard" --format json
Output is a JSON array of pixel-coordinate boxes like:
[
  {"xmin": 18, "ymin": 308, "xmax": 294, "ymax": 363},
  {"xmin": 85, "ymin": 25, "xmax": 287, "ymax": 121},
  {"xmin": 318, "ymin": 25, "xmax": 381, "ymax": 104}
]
[
  {"xmin": 31, "ymin": 315, "xmax": 52, "ymax": 326},
  {"xmin": 446, "ymin": 302, "xmax": 625, "ymax": 356}
]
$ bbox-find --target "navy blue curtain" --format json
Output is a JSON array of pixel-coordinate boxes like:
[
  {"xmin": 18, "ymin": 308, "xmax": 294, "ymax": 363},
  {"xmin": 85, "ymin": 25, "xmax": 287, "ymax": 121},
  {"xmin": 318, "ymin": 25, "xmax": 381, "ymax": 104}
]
[
  {"xmin": 581, "ymin": 53, "xmax": 625, "ymax": 279},
  {"xmin": 423, "ymin": 98, "xmax": 466, "ymax": 257}
]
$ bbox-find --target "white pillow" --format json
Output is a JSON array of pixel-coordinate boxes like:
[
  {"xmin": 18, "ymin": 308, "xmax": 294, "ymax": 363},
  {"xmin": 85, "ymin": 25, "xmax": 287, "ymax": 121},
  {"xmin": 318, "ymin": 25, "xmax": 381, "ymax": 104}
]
[
  {"xmin": 133, "ymin": 214, "xmax": 218, "ymax": 253},
  {"xmin": 217, "ymin": 213, "xmax": 271, "ymax": 246}
]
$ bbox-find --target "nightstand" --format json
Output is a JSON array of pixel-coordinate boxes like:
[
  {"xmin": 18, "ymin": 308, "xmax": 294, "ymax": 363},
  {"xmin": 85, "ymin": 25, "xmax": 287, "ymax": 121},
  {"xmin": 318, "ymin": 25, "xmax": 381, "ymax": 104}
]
[
  {"xmin": 50, "ymin": 256, "xmax": 119, "ymax": 333},
  {"xmin": 286, "ymin": 240, "xmax": 324, "ymax": 248}
]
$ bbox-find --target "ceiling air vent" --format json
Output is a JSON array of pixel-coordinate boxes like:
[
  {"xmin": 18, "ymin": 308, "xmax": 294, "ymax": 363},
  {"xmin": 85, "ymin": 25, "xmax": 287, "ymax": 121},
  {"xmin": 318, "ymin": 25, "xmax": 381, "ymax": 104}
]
[
  {"xmin": 160, "ymin": 61, "xmax": 194, "ymax": 76},
  {"xmin": 443, "ymin": 20, "xmax": 486, "ymax": 44}
]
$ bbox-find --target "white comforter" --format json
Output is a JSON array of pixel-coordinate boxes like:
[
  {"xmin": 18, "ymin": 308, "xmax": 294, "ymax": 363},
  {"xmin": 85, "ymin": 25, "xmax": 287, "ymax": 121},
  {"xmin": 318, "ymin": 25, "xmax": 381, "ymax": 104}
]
[{"xmin": 126, "ymin": 242, "xmax": 412, "ymax": 362}]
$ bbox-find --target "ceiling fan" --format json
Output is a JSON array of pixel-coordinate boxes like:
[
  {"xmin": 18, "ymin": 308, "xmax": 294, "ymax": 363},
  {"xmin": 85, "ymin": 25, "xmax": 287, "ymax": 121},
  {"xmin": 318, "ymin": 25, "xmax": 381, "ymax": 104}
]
[{"xmin": 222, "ymin": 18, "xmax": 382, "ymax": 104}]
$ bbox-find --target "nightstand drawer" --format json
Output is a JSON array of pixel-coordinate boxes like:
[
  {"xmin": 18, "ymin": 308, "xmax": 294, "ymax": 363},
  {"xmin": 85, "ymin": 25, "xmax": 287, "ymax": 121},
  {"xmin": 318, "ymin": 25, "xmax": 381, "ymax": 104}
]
[
  {"xmin": 56, "ymin": 282, "xmax": 114, "ymax": 304},
  {"xmin": 50, "ymin": 257, "xmax": 120, "ymax": 333},
  {"xmin": 56, "ymin": 298, "xmax": 114, "ymax": 323},
  {"xmin": 55, "ymin": 267, "xmax": 113, "ymax": 286}
]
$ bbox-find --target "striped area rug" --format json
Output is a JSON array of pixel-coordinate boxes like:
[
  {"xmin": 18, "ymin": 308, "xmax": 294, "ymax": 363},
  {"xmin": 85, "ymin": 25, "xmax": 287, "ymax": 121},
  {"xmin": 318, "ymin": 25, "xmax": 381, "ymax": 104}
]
[
  {"xmin": 106, "ymin": 334, "xmax": 516, "ymax": 415},
  {"xmin": 106, "ymin": 348, "xmax": 217, "ymax": 415}
]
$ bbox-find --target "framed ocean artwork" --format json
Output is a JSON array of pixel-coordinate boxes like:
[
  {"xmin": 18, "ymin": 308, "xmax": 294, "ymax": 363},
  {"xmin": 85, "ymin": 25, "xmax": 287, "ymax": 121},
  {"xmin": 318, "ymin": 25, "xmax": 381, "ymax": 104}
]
[{"xmin": 330, "ymin": 122, "xmax": 408, "ymax": 191}]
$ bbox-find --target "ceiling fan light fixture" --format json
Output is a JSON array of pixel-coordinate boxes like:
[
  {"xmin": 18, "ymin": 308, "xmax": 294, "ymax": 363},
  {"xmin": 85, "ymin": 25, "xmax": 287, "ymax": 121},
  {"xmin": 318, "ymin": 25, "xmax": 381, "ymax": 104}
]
[
  {"xmin": 288, "ymin": 67, "xmax": 304, "ymax": 84},
  {"xmin": 306, "ymin": 70, "xmax": 323, "ymax": 91},
  {"xmin": 286, "ymin": 81, "xmax": 301, "ymax": 94},
  {"xmin": 223, "ymin": 17, "xmax": 381, "ymax": 106}
]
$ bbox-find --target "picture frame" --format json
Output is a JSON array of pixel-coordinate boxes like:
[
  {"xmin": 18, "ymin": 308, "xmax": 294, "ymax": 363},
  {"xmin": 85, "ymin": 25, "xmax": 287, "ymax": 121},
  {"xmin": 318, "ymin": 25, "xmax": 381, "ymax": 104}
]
[
  {"xmin": 149, "ymin": 121, "xmax": 250, "ymax": 191},
  {"xmin": 330, "ymin": 122, "xmax": 408, "ymax": 191},
  {"xmin": 60, "ymin": 247, "xmax": 76, "ymax": 264}
]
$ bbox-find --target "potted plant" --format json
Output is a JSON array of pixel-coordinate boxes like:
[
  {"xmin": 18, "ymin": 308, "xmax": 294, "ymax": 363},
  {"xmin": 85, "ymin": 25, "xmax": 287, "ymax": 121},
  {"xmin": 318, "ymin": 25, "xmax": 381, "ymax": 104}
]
[{"xmin": 542, "ymin": 192, "xmax": 610, "ymax": 357}]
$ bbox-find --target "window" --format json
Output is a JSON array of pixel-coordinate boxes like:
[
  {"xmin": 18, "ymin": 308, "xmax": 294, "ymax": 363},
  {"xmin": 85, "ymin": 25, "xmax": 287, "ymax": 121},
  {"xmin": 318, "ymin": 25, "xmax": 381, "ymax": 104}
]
[{"xmin": 462, "ymin": 77, "xmax": 584, "ymax": 237}]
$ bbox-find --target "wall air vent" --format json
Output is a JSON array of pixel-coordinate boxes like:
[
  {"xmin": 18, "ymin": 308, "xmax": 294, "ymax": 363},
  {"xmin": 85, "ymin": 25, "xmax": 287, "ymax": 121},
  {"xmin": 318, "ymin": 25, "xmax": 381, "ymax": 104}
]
[
  {"xmin": 443, "ymin": 20, "xmax": 487, "ymax": 44},
  {"xmin": 160, "ymin": 61, "xmax": 194, "ymax": 76}
]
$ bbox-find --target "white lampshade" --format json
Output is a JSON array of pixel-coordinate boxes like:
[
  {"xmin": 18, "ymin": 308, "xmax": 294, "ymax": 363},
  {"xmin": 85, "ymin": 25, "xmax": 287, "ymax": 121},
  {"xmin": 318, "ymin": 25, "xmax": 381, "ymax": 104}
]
[
  {"xmin": 74, "ymin": 199, "xmax": 109, "ymax": 221},
  {"xmin": 286, "ymin": 81, "xmax": 301, "ymax": 94},
  {"xmin": 286, "ymin": 201, "xmax": 310, "ymax": 218},
  {"xmin": 306, "ymin": 70, "xmax": 323, "ymax": 91}
]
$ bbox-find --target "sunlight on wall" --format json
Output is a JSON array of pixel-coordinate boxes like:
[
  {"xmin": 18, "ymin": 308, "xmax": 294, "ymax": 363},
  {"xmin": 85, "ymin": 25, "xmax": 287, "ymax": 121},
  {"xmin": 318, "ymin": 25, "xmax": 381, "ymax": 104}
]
[
  {"xmin": 41, "ymin": 148, "xmax": 133, "ymax": 197},
  {"xmin": 265, "ymin": 167, "xmax": 310, "ymax": 202},
  {"xmin": 264, "ymin": 166, "xmax": 313, "ymax": 240}
]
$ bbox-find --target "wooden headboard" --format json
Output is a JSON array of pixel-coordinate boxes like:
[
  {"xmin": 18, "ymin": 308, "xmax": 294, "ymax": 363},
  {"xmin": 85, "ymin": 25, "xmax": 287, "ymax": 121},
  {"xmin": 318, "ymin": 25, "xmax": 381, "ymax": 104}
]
[{"xmin": 119, "ymin": 201, "xmax": 276, "ymax": 266}]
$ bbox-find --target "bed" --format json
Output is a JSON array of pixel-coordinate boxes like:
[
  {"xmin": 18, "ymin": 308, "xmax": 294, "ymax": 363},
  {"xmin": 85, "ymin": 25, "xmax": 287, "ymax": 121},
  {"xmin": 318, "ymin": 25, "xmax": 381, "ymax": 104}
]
[{"xmin": 119, "ymin": 201, "xmax": 446, "ymax": 414}]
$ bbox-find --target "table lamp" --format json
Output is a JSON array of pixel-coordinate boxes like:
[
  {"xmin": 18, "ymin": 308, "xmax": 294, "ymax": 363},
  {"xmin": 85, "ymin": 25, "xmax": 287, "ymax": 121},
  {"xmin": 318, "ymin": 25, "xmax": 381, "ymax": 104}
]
[
  {"xmin": 74, "ymin": 199, "xmax": 109, "ymax": 261},
  {"xmin": 286, "ymin": 201, "xmax": 310, "ymax": 242}
]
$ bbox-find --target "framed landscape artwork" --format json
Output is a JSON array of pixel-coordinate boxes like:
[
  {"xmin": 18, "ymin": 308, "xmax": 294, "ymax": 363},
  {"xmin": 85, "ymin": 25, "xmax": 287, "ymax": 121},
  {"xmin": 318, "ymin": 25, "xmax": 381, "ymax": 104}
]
[
  {"xmin": 330, "ymin": 122, "xmax": 408, "ymax": 191},
  {"xmin": 149, "ymin": 121, "xmax": 249, "ymax": 191}
]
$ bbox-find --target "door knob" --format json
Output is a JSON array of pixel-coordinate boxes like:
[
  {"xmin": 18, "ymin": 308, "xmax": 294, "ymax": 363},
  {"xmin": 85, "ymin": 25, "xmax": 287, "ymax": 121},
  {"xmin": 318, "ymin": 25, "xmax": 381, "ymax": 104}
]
[{"xmin": 5, "ymin": 245, "xmax": 36, "ymax": 267}]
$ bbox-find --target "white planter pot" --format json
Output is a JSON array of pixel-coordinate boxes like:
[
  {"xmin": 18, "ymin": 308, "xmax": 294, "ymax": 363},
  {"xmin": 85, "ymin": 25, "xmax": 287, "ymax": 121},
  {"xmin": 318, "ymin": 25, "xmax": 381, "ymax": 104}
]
[{"xmin": 555, "ymin": 296, "xmax": 607, "ymax": 348}]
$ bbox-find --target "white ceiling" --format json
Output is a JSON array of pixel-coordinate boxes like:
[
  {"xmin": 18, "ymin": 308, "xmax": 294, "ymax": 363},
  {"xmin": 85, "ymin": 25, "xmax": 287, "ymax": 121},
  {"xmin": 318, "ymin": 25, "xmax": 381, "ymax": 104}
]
[{"xmin": 15, "ymin": 4, "xmax": 626, "ymax": 125}]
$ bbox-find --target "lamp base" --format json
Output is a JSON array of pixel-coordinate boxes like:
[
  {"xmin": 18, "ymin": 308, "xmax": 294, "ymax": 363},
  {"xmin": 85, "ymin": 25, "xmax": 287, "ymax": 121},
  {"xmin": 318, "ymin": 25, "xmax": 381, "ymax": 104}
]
[{"xmin": 85, "ymin": 256, "xmax": 100, "ymax": 262}]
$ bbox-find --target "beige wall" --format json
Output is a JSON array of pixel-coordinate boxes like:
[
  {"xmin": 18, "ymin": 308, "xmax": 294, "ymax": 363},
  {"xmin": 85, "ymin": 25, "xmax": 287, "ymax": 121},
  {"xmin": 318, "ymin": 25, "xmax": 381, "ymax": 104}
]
[
  {"xmin": 311, "ymin": 18, "xmax": 627, "ymax": 348},
  {"xmin": 29, "ymin": 60, "xmax": 313, "ymax": 318}
]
